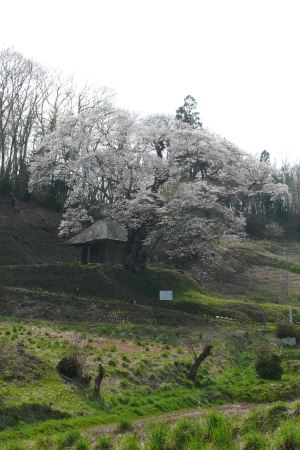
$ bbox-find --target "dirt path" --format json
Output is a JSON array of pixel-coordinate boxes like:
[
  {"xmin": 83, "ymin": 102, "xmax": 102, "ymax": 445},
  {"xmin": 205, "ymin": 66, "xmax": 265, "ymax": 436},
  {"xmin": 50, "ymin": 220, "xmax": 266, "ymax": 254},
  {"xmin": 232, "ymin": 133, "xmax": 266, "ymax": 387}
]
[{"xmin": 86, "ymin": 402, "xmax": 257, "ymax": 443}]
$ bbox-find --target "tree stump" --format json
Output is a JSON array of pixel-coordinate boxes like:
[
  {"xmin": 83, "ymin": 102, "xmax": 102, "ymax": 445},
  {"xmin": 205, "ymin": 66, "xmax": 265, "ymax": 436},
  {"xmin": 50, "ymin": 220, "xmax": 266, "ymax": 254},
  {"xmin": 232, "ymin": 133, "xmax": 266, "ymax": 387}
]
[{"xmin": 94, "ymin": 363, "xmax": 105, "ymax": 397}]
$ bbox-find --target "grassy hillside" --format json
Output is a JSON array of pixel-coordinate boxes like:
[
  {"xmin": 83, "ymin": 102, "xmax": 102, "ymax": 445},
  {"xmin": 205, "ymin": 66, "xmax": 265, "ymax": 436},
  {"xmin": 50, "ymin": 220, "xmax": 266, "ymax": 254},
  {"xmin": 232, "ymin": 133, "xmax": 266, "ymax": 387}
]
[
  {"xmin": 206, "ymin": 240, "xmax": 300, "ymax": 306},
  {"xmin": 0, "ymin": 263, "xmax": 300, "ymax": 323},
  {"xmin": 53, "ymin": 402, "xmax": 300, "ymax": 449},
  {"xmin": 1, "ymin": 310, "xmax": 300, "ymax": 448},
  {"xmin": 0, "ymin": 263, "xmax": 200, "ymax": 302},
  {"xmin": 0, "ymin": 261, "xmax": 300, "ymax": 448},
  {"xmin": 2, "ymin": 249, "xmax": 296, "ymax": 329},
  {"xmin": 1, "ymin": 206, "xmax": 300, "ymax": 448}
]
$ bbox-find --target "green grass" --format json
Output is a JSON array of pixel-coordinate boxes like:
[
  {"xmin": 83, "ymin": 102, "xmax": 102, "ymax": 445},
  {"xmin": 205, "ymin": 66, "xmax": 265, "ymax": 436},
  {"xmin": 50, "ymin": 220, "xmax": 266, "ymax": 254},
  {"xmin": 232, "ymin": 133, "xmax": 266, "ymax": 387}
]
[
  {"xmin": 144, "ymin": 422, "xmax": 168, "ymax": 450},
  {"xmin": 117, "ymin": 418, "xmax": 132, "ymax": 432},
  {"xmin": 174, "ymin": 290, "xmax": 300, "ymax": 322},
  {"xmin": 0, "ymin": 315, "xmax": 300, "ymax": 447},
  {"xmin": 56, "ymin": 429, "xmax": 82, "ymax": 448},
  {"xmin": 0, "ymin": 255, "xmax": 300, "ymax": 448},
  {"xmin": 95, "ymin": 435, "xmax": 113, "ymax": 450},
  {"xmin": 73, "ymin": 404, "xmax": 300, "ymax": 449},
  {"xmin": 166, "ymin": 418, "xmax": 204, "ymax": 450}
]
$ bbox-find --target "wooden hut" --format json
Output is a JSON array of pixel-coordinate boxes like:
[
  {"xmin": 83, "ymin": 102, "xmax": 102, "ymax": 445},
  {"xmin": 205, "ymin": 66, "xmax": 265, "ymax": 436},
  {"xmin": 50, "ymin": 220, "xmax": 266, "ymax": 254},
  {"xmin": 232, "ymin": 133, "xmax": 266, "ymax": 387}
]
[{"xmin": 64, "ymin": 218, "xmax": 127, "ymax": 264}]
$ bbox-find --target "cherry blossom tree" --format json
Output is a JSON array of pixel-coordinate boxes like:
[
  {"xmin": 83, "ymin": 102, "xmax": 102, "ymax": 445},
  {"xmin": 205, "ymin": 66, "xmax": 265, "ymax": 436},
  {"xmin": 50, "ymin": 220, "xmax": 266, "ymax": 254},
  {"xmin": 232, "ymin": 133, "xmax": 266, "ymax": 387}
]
[{"xmin": 30, "ymin": 104, "xmax": 288, "ymax": 273}]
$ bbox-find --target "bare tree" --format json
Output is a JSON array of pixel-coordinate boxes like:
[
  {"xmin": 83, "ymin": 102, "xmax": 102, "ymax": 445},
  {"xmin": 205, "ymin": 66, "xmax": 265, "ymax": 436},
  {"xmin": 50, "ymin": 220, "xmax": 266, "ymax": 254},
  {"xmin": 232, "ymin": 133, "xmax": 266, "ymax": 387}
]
[
  {"xmin": 188, "ymin": 344, "xmax": 213, "ymax": 381},
  {"xmin": 0, "ymin": 48, "xmax": 46, "ymax": 196},
  {"xmin": 184, "ymin": 334, "xmax": 213, "ymax": 382}
]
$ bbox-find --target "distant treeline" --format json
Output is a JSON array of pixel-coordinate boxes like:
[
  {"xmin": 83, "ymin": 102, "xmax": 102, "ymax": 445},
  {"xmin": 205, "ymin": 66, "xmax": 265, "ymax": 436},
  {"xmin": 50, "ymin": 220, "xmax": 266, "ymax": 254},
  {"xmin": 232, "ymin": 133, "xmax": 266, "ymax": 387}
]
[
  {"xmin": 247, "ymin": 154, "xmax": 300, "ymax": 240},
  {"xmin": 0, "ymin": 48, "xmax": 111, "ymax": 209}
]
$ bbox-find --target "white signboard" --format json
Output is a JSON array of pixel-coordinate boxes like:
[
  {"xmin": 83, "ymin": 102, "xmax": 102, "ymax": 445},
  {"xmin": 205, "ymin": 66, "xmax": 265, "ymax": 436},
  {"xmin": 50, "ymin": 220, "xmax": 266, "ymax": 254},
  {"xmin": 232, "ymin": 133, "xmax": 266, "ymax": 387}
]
[{"xmin": 159, "ymin": 290, "xmax": 173, "ymax": 301}]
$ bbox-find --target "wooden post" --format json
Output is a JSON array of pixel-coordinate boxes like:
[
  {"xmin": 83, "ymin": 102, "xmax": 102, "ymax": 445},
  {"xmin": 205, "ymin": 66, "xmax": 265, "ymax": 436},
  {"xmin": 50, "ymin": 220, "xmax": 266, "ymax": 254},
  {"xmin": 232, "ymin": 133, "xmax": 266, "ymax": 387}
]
[
  {"xmin": 94, "ymin": 363, "xmax": 105, "ymax": 397},
  {"xmin": 87, "ymin": 246, "xmax": 90, "ymax": 264}
]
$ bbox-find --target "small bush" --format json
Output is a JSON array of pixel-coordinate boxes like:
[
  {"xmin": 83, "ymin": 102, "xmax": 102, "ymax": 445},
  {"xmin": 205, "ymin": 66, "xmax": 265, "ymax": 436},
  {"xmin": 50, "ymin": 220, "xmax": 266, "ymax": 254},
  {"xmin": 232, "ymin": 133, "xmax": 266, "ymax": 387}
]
[
  {"xmin": 57, "ymin": 430, "xmax": 82, "ymax": 448},
  {"xmin": 57, "ymin": 356, "xmax": 83, "ymax": 379},
  {"xmin": 95, "ymin": 435, "xmax": 113, "ymax": 449},
  {"xmin": 118, "ymin": 433, "xmax": 141, "ymax": 450},
  {"xmin": 241, "ymin": 432, "xmax": 269, "ymax": 450},
  {"xmin": 145, "ymin": 422, "xmax": 168, "ymax": 450},
  {"xmin": 255, "ymin": 347, "xmax": 283, "ymax": 380},
  {"xmin": 57, "ymin": 355, "xmax": 91, "ymax": 384},
  {"xmin": 35, "ymin": 437, "xmax": 55, "ymax": 449},
  {"xmin": 117, "ymin": 418, "xmax": 132, "ymax": 432},
  {"xmin": 108, "ymin": 358, "xmax": 117, "ymax": 366},
  {"xmin": 265, "ymin": 222, "xmax": 284, "ymax": 241},
  {"xmin": 204, "ymin": 411, "xmax": 233, "ymax": 449},
  {"xmin": 242, "ymin": 404, "xmax": 288, "ymax": 434},
  {"xmin": 272, "ymin": 419, "xmax": 300, "ymax": 449},
  {"xmin": 72, "ymin": 438, "xmax": 91, "ymax": 450},
  {"xmin": 167, "ymin": 418, "xmax": 203, "ymax": 450},
  {"xmin": 276, "ymin": 323, "xmax": 296, "ymax": 339}
]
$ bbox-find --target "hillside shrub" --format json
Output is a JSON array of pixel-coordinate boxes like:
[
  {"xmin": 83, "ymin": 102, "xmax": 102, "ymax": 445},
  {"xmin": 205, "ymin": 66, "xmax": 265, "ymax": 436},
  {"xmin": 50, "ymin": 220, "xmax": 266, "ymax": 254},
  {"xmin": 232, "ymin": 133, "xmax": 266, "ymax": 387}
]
[
  {"xmin": 204, "ymin": 411, "xmax": 233, "ymax": 449},
  {"xmin": 35, "ymin": 437, "xmax": 55, "ymax": 450},
  {"xmin": 57, "ymin": 430, "xmax": 82, "ymax": 448},
  {"xmin": 242, "ymin": 404, "xmax": 288, "ymax": 434},
  {"xmin": 167, "ymin": 418, "xmax": 203, "ymax": 449},
  {"xmin": 117, "ymin": 418, "xmax": 132, "ymax": 432},
  {"xmin": 95, "ymin": 435, "xmax": 113, "ymax": 449},
  {"xmin": 118, "ymin": 433, "xmax": 141, "ymax": 450},
  {"xmin": 57, "ymin": 356, "xmax": 83, "ymax": 379},
  {"xmin": 72, "ymin": 438, "xmax": 91, "ymax": 450},
  {"xmin": 255, "ymin": 347, "xmax": 283, "ymax": 380},
  {"xmin": 241, "ymin": 432, "xmax": 268, "ymax": 450},
  {"xmin": 272, "ymin": 419, "xmax": 300, "ymax": 449},
  {"xmin": 276, "ymin": 323, "xmax": 296, "ymax": 339},
  {"xmin": 264, "ymin": 222, "xmax": 284, "ymax": 241},
  {"xmin": 57, "ymin": 352, "xmax": 91, "ymax": 384},
  {"xmin": 145, "ymin": 422, "xmax": 168, "ymax": 450}
]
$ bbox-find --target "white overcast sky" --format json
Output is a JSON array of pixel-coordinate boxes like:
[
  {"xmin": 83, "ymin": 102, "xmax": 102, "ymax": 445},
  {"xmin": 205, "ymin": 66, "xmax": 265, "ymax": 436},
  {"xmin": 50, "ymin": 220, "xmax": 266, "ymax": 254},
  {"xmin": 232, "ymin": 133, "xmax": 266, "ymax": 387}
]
[{"xmin": 1, "ymin": 0, "xmax": 300, "ymax": 164}]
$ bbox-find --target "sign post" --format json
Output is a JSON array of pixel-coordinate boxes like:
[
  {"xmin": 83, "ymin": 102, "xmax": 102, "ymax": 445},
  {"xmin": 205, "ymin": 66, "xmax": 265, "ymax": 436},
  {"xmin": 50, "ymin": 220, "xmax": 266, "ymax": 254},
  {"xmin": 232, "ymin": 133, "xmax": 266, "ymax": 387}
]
[{"xmin": 159, "ymin": 291, "xmax": 173, "ymax": 301}]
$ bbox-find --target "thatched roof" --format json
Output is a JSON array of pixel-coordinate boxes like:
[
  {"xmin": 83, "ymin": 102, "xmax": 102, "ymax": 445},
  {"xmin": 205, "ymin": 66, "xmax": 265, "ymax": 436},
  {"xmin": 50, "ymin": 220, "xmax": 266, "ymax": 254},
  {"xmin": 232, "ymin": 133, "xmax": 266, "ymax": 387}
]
[{"xmin": 64, "ymin": 218, "xmax": 127, "ymax": 246}]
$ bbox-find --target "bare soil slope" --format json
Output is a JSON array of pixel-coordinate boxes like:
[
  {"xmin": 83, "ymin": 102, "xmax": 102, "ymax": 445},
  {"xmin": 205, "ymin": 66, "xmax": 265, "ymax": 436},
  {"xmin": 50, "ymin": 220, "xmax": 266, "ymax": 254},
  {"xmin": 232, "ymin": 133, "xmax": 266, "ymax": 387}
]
[{"xmin": 0, "ymin": 197, "xmax": 79, "ymax": 265}]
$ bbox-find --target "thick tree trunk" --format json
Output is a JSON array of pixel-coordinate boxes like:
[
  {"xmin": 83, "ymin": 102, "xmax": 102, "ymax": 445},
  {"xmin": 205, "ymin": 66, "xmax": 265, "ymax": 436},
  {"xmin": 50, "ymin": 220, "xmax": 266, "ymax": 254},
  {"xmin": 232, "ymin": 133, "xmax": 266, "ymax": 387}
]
[
  {"xmin": 187, "ymin": 345, "xmax": 213, "ymax": 381},
  {"xmin": 123, "ymin": 226, "xmax": 148, "ymax": 273},
  {"xmin": 123, "ymin": 141, "xmax": 168, "ymax": 273}
]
